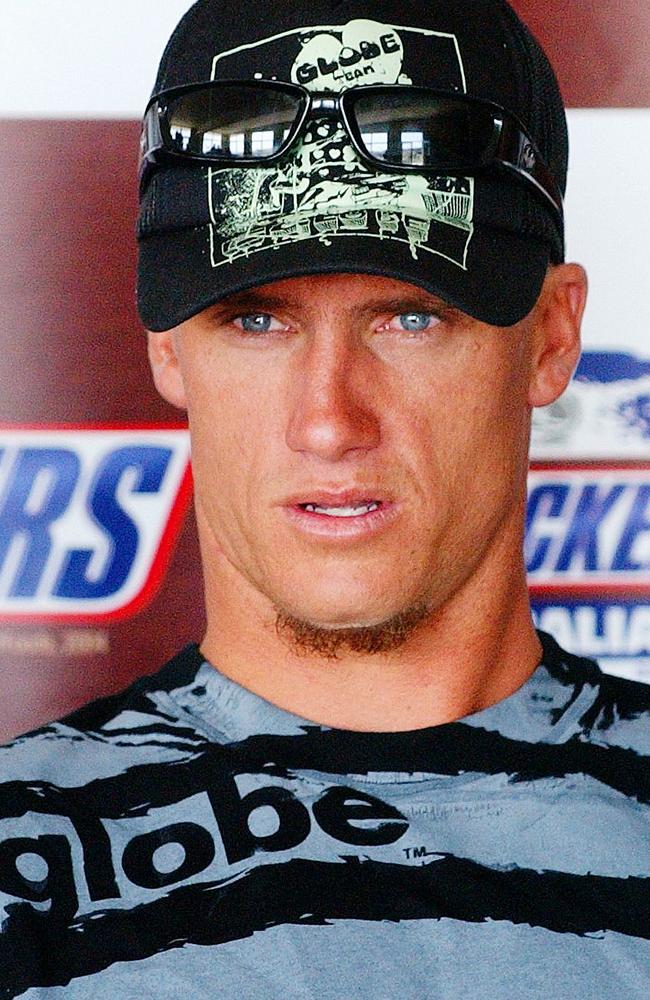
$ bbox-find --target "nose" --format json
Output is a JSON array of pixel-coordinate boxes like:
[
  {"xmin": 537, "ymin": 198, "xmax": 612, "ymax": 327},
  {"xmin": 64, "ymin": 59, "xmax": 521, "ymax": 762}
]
[{"xmin": 285, "ymin": 334, "xmax": 381, "ymax": 463}]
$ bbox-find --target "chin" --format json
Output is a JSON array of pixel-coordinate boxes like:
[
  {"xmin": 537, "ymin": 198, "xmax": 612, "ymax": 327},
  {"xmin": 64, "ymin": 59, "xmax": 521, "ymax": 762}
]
[
  {"xmin": 274, "ymin": 575, "xmax": 430, "ymax": 623},
  {"xmin": 274, "ymin": 589, "xmax": 397, "ymax": 628},
  {"xmin": 299, "ymin": 613, "xmax": 389, "ymax": 630}
]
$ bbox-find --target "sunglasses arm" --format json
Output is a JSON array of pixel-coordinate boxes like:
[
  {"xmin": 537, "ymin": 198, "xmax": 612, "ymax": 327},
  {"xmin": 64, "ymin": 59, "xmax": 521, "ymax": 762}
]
[
  {"xmin": 494, "ymin": 114, "xmax": 564, "ymax": 220},
  {"xmin": 139, "ymin": 104, "xmax": 166, "ymax": 191}
]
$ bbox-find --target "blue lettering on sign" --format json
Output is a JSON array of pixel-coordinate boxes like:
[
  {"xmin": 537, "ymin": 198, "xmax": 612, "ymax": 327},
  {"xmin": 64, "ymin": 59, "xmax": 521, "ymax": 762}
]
[
  {"xmin": 0, "ymin": 449, "xmax": 80, "ymax": 597},
  {"xmin": 525, "ymin": 483, "xmax": 569, "ymax": 572},
  {"xmin": 532, "ymin": 601, "xmax": 650, "ymax": 659},
  {"xmin": 526, "ymin": 479, "xmax": 650, "ymax": 577},
  {"xmin": 612, "ymin": 485, "xmax": 650, "ymax": 572},
  {"xmin": 54, "ymin": 447, "xmax": 173, "ymax": 600},
  {"xmin": 0, "ymin": 445, "xmax": 173, "ymax": 602},
  {"xmin": 555, "ymin": 484, "xmax": 625, "ymax": 572}
]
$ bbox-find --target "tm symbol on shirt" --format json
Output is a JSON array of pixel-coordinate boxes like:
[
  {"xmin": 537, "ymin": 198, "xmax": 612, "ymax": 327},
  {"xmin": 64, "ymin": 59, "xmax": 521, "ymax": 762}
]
[{"xmin": 402, "ymin": 845, "xmax": 438, "ymax": 863}]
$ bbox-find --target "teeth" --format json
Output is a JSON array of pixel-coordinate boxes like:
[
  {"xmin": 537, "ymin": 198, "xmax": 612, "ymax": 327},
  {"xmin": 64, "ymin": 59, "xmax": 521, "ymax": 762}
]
[{"xmin": 304, "ymin": 502, "xmax": 379, "ymax": 517}]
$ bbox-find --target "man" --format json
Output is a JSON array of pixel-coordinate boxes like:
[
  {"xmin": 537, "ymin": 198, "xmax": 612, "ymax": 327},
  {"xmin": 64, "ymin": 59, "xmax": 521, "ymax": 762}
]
[{"xmin": 1, "ymin": 1, "xmax": 648, "ymax": 996}]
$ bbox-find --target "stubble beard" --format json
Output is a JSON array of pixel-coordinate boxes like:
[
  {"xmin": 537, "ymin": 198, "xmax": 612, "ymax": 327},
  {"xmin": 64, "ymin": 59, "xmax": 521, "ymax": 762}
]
[{"xmin": 274, "ymin": 600, "xmax": 433, "ymax": 659}]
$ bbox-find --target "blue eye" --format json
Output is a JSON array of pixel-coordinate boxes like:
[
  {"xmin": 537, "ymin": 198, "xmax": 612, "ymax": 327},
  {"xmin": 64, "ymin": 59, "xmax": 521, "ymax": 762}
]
[
  {"xmin": 398, "ymin": 313, "xmax": 434, "ymax": 331},
  {"xmin": 239, "ymin": 313, "xmax": 273, "ymax": 334}
]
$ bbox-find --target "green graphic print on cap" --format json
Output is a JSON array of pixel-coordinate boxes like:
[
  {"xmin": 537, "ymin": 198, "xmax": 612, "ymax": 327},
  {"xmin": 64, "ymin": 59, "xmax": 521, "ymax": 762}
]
[{"xmin": 206, "ymin": 20, "xmax": 475, "ymax": 270}]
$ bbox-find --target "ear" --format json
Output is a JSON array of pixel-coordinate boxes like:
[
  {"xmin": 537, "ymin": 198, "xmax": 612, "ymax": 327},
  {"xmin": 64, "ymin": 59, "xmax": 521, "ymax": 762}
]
[
  {"xmin": 528, "ymin": 263, "xmax": 588, "ymax": 408},
  {"xmin": 147, "ymin": 329, "xmax": 188, "ymax": 410}
]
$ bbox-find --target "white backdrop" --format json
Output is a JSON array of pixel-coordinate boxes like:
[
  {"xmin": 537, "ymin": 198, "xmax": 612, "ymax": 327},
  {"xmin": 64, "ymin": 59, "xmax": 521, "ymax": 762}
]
[{"xmin": 0, "ymin": 0, "xmax": 192, "ymax": 118}]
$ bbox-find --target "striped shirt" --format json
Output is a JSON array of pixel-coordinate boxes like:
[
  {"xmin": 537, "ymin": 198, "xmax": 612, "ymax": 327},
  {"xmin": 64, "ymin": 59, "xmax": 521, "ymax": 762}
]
[{"xmin": 1, "ymin": 631, "xmax": 649, "ymax": 998}]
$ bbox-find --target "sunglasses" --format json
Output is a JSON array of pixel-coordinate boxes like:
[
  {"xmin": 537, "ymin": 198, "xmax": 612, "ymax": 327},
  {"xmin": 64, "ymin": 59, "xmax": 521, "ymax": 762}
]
[{"xmin": 140, "ymin": 79, "xmax": 563, "ymax": 219}]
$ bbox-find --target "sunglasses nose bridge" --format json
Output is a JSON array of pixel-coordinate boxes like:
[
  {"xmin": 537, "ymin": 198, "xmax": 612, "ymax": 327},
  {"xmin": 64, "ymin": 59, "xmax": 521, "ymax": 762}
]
[
  {"xmin": 308, "ymin": 95, "xmax": 343, "ymax": 121},
  {"xmin": 310, "ymin": 95, "xmax": 338, "ymax": 111}
]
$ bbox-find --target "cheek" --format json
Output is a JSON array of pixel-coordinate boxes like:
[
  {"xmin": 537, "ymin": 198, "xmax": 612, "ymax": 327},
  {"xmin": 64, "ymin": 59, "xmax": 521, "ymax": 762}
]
[
  {"xmin": 182, "ymin": 362, "xmax": 284, "ymax": 520},
  {"xmin": 406, "ymin": 345, "xmax": 531, "ymax": 489}
]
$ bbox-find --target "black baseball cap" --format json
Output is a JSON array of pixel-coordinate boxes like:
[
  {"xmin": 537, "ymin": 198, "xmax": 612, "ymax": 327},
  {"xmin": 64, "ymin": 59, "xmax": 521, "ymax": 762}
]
[{"xmin": 137, "ymin": 0, "xmax": 568, "ymax": 331}]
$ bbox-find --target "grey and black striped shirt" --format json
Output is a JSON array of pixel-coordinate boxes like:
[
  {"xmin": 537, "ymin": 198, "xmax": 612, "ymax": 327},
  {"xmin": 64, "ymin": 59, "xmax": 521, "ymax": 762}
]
[{"xmin": 1, "ymin": 631, "xmax": 649, "ymax": 998}]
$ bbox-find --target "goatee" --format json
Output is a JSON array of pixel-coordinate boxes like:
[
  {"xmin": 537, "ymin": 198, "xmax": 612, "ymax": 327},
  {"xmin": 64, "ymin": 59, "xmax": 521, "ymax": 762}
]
[{"xmin": 274, "ymin": 601, "xmax": 432, "ymax": 659}]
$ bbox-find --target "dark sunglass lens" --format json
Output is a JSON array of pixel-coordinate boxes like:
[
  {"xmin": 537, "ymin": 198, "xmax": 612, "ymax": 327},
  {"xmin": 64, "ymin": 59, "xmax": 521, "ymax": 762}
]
[
  {"xmin": 163, "ymin": 84, "xmax": 303, "ymax": 159},
  {"xmin": 352, "ymin": 92, "xmax": 494, "ymax": 169}
]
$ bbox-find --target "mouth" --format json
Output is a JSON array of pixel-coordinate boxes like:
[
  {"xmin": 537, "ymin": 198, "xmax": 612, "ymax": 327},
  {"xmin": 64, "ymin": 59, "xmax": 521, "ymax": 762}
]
[
  {"xmin": 299, "ymin": 500, "xmax": 381, "ymax": 518},
  {"xmin": 285, "ymin": 489, "xmax": 389, "ymax": 513},
  {"xmin": 281, "ymin": 491, "xmax": 399, "ymax": 538}
]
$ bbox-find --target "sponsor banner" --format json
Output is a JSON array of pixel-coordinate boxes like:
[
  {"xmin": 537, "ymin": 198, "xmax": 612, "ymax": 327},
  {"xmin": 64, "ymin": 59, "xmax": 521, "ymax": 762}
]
[
  {"xmin": 0, "ymin": 408, "xmax": 647, "ymax": 680},
  {"xmin": 0, "ymin": 427, "xmax": 191, "ymax": 622},
  {"xmin": 526, "ymin": 465, "xmax": 649, "ymax": 595},
  {"xmin": 532, "ymin": 601, "xmax": 650, "ymax": 684},
  {"xmin": 530, "ymin": 348, "xmax": 650, "ymax": 681},
  {"xmin": 531, "ymin": 351, "xmax": 650, "ymax": 461}
]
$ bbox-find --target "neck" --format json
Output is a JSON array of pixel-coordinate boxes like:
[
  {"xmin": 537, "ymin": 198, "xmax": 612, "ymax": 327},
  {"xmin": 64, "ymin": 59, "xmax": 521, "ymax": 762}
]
[{"xmin": 198, "ymin": 530, "xmax": 541, "ymax": 733}]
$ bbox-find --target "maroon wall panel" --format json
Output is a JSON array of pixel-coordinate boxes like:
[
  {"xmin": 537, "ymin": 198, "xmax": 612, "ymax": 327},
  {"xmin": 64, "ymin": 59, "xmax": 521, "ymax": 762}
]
[
  {"xmin": 515, "ymin": 0, "xmax": 650, "ymax": 107},
  {"xmin": 0, "ymin": 126, "xmax": 204, "ymax": 740}
]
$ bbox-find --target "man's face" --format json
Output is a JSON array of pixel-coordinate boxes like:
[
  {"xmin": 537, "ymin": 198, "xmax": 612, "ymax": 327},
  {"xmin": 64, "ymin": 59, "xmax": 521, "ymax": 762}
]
[{"xmin": 149, "ymin": 272, "xmax": 572, "ymax": 654}]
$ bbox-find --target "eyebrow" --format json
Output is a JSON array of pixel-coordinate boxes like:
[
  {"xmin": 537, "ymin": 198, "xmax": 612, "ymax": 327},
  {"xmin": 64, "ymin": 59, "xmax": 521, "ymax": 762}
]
[
  {"xmin": 355, "ymin": 296, "xmax": 455, "ymax": 317},
  {"xmin": 209, "ymin": 291, "xmax": 456, "ymax": 319},
  {"xmin": 209, "ymin": 292, "xmax": 301, "ymax": 316}
]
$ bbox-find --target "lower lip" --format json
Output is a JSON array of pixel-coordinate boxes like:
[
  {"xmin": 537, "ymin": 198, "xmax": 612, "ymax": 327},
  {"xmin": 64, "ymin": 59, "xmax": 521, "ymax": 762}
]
[{"xmin": 283, "ymin": 503, "xmax": 400, "ymax": 539}]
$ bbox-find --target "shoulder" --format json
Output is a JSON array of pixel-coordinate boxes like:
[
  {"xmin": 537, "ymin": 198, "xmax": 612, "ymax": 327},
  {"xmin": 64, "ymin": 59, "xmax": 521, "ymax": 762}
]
[
  {"xmin": 540, "ymin": 630, "xmax": 650, "ymax": 753},
  {"xmin": 0, "ymin": 644, "xmax": 206, "ymax": 788}
]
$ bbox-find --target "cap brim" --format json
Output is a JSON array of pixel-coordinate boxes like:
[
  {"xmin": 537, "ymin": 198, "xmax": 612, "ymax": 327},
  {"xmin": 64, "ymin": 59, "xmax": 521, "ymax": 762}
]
[{"xmin": 138, "ymin": 223, "xmax": 549, "ymax": 332}]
